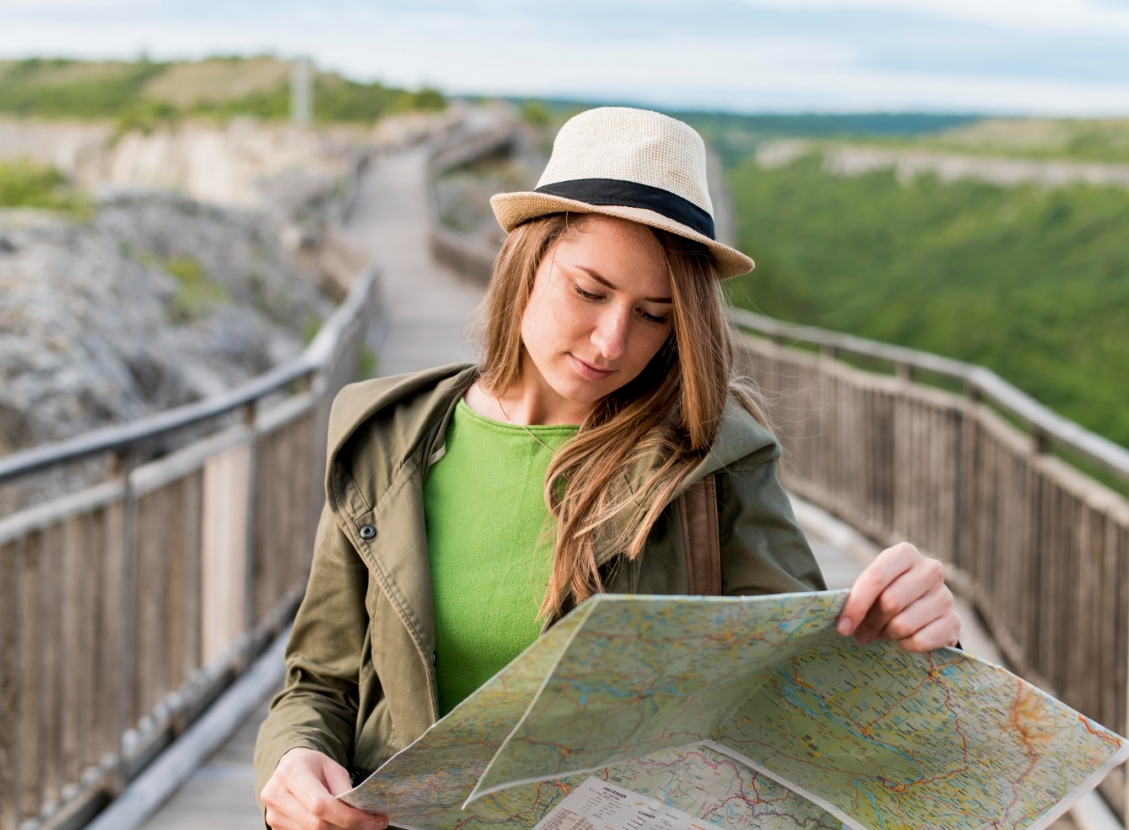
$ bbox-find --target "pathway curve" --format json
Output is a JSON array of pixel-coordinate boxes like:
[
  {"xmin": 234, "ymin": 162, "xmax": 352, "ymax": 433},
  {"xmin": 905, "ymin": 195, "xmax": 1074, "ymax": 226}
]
[{"xmin": 346, "ymin": 145, "xmax": 484, "ymax": 375}]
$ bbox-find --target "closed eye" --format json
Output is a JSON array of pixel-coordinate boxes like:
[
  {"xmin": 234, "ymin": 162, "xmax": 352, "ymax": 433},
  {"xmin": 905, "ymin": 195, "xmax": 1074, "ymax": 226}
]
[{"xmin": 575, "ymin": 282, "xmax": 668, "ymax": 324}]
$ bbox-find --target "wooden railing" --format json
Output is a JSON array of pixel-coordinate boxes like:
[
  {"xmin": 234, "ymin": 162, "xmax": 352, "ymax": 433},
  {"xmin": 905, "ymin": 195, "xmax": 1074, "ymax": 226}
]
[
  {"xmin": 0, "ymin": 213, "xmax": 379, "ymax": 830},
  {"xmin": 425, "ymin": 122, "xmax": 516, "ymax": 283},
  {"xmin": 729, "ymin": 308, "xmax": 1129, "ymax": 813}
]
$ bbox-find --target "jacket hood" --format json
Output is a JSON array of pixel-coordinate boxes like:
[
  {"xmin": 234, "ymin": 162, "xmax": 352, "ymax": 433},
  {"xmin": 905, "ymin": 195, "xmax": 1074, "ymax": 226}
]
[{"xmin": 326, "ymin": 365, "xmax": 478, "ymax": 481}]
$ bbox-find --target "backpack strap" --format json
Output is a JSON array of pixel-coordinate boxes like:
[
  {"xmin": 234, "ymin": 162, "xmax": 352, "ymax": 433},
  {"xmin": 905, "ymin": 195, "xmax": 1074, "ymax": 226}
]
[{"xmin": 677, "ymin": 473, "xmax": 721, "ymax": 596}]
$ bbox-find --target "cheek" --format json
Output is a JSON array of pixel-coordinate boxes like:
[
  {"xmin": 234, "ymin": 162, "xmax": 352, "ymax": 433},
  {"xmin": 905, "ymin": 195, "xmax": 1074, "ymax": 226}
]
[
  {"xmin": 521, "ymin": 289, "xmax": 588, "ymax": 353},
  {"xmin": 627, "ymin": 326, "xmax": 671, "ymax": 371}
]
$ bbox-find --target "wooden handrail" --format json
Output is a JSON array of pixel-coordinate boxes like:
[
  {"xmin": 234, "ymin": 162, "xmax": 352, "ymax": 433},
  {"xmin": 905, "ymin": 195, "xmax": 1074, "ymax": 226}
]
[
  {"xmin": 728, "ymin": 307, "xmax": 1129, "ymax": 483},
  {"xmin": 0, "ymin": 151, "xmax": 380, "ymax": 830}
]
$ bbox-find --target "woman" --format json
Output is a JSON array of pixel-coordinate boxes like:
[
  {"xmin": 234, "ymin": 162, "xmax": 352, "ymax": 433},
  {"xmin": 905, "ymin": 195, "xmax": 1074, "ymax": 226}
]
[{"xmin": 255, "ymin": 108, "xmax": 960, "ymax": 830}]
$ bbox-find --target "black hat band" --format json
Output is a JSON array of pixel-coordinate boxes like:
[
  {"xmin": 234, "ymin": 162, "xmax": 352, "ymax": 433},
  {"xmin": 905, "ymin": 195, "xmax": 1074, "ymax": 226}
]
[{"xmin": 534, "ymin": 178, "xmax": 716, "ymax": 241}]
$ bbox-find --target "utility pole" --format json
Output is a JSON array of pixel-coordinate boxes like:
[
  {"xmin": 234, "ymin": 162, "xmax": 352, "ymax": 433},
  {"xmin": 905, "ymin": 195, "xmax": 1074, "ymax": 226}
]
[{"xmin": 291, "ymin": 57, "xmax": 312, "ymax": 125}]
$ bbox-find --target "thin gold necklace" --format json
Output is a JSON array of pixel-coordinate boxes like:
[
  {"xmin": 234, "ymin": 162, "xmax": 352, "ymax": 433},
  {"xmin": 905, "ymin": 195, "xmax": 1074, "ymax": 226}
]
[{"xmin": 495, "ymin": 396, "xmax": 555, "ymax": 454}]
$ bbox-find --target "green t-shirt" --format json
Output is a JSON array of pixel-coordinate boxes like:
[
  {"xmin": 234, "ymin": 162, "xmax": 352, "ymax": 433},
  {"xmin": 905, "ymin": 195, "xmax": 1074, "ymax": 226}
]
[{"xmin": 424, "ymin": 399, "xmax": 579, "ymax": 715}]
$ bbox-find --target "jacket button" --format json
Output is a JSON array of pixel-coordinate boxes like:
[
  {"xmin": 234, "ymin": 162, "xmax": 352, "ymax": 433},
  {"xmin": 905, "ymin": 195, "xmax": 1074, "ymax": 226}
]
[{"xmin": 359, "ymin": 525, "xmax": 376, "ymax": 540}]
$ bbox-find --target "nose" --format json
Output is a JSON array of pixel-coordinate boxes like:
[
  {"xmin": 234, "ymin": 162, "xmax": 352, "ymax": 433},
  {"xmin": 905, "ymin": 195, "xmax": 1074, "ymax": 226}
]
[{"xmin": 591, "ymin": 306, "xmax": 629, "ymax": 362}]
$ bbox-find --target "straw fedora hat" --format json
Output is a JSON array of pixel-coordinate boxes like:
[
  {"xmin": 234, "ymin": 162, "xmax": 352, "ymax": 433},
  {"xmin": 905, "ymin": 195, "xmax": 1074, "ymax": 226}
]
[{"xmin": 491, "ymin": 106, "xmax": 754, "ymax": 279}]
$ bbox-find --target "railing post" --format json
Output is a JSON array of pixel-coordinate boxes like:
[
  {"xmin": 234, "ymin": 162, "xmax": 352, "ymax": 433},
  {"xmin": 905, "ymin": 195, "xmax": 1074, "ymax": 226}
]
[
  {"xmin": 107, "ymin": 449, "xmax": 135, "ymax": 795},
  {"xmin": 895, "ymin": 362, "xmax": 914, "ymax": 382},
  {"xmin": 241, "ymin": 402, "xmax": 259, "ymax": 640}
]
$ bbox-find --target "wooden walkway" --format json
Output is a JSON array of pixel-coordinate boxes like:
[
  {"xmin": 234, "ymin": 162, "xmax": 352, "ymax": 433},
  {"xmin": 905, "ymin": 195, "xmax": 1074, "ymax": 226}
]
[
  {"xmin": 138, "ymin": 142, "xmax": 1074, "ymax": 830},
  {"xmin": 354, "ymin": 145, "xmax": 483, "ymax": 375}
]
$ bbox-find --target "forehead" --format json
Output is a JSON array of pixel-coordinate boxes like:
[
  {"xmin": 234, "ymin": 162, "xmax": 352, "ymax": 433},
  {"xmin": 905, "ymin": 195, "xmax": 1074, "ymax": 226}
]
[{"xmin": 549, "ymin": 215, "xmax": 670, "ymax": 295}]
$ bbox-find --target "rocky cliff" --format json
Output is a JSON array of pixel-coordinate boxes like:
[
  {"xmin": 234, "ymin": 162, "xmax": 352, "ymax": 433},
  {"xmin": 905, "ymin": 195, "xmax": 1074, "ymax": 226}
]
[{"xmin": 0, "ymin": 191, "xmax": 333, "ymax": 455}]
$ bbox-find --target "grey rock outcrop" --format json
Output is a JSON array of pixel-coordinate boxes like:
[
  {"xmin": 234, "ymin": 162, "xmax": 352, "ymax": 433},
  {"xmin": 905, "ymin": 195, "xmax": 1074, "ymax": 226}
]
[{"xmin": 0, "ymin": 192, "xmax": 333, "ymax": 456}]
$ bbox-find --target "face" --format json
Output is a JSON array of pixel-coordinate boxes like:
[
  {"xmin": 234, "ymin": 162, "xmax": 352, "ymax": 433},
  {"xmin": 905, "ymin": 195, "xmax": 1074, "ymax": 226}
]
[{"xmin": 519, "ymin": 214, "xmax": 673, "ymax": 416}]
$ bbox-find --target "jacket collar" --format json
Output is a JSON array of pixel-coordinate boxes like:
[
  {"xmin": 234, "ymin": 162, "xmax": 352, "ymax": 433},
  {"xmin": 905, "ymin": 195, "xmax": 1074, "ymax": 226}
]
[
  {"xmin": 324, "ymin": 363, "xmax": 479, "ymax": 496},
  {"xmin": 324, "ymin": 364, "xmax": 778, "ymax": 568}
]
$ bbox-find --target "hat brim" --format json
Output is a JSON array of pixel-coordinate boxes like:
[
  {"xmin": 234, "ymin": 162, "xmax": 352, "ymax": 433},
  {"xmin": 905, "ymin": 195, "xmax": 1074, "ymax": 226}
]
[{"xmin": 490, "ymin": 191, "xmax": 754, "ymax": 280}]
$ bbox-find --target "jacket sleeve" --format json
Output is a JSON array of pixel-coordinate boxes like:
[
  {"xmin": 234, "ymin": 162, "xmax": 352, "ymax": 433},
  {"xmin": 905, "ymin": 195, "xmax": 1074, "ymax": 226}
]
[
  {"xmin": 716, "ymin": 446, "xmax": 828, "ymax": 596},
  {"xmin": 253, "ymin": 501, "xmax": 370, "ymax": 801}
]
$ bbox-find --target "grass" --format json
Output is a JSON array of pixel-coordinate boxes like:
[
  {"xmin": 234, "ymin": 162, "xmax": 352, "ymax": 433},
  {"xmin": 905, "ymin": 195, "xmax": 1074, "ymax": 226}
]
[
  {"xmin": 0, "ymin": 56, "xmax": 445, "ymax": 126},
  {"xmin": 356, "ymin": 347, "xmax": 379, "ymax": 379},
  {"xmin": 301, "ymin": 313, "xmax": 323, "ymax": 345},
  {"xmin": 726, "ymin": 153, "xmax": 1129, "ymax": 450},
  {"xmin": 164, "ymin": 257, "xmax": 230, "ymax": 322},
  {"xmin": 0, "ymin": 159, "xmax": 89, "ymax": 216},
  {"xmin": 0, "ymin": 58, "xmax": 167, "ymax": 120}
]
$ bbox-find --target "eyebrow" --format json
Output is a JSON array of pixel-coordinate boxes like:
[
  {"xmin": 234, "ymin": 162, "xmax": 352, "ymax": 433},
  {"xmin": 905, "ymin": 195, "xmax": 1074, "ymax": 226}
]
[{"xmin": 576, "ymin": 266, "xmax": 673, "ymax": 304}]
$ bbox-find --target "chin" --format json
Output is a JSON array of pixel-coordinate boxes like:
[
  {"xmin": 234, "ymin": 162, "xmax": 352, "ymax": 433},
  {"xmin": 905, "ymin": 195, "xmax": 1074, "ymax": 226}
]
[{"xmin": 550, "ymin": 373, "xmax": 613, "ymax": 407}]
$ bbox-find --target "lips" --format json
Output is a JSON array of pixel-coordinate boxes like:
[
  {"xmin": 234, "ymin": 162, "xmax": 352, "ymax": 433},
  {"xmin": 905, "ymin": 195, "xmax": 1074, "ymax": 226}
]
[{"xmin": 568, "ymin": 354, "xmax": 615, "ymax": 380}]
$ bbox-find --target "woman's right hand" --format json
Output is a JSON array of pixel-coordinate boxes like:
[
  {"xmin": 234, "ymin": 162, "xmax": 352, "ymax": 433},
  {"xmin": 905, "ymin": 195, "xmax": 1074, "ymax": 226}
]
[{"xmin": 261, "ymin": 747, "xmax": 389, "ymax": 830}]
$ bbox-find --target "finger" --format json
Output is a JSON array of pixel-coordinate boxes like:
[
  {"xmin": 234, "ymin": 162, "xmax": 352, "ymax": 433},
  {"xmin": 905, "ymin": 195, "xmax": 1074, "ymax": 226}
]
[
  {"xmin": 837, "ymin": 543, "xmax": 919, "ymax": 636},
  {"xmin": 290, "ymin": 768, "xmax": 386, "ymax": 830},
  {"xmin": 265, "ymin": 787, "xmax": 318, "ymax": 830},
  {"xmin": 317, "ymin": 758, "xmax": 388, "ymax": 827},
  {"xmin": 322, "ymin": 761, "xmax": 356, "ymax": 797},
  {"xmin": 875, "ymin": 585, "xmax": 955, "ymax": 643},
  {"xmin": 894, "ymin": 613, "xmax": 962, "ymax": 653},
  {"xmin": 853, "ymin": 560, "xmax": 945, "ymax": 644}
]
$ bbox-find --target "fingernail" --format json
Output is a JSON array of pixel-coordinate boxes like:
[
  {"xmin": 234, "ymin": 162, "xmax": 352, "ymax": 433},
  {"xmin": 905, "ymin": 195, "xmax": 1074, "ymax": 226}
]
[
  {"xmin": 362, "ymin": 821, "xmax": 381, "ymax": 830},
  {"xmin": 837, "ymin": 617, "xmax": 852, "ymax": 635}
]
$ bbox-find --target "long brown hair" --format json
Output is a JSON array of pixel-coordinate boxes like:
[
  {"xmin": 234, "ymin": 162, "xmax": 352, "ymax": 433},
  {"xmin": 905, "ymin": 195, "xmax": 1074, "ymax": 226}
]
[{"xmin": 478, "ymin": 213, "xmax": 770, "ymax": 619}]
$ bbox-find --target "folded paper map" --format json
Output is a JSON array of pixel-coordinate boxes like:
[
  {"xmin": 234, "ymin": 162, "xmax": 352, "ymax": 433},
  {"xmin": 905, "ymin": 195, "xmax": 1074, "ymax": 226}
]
[{"xmin": 343, "ymin": 591, "xmax": 1128, "ymax": 830}]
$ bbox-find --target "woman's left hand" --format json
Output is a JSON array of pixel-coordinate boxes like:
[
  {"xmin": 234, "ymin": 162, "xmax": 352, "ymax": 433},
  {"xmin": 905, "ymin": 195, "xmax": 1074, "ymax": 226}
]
[{"xmin": 836, "ymin": 542, "xmax": 960, "ymax": 652}]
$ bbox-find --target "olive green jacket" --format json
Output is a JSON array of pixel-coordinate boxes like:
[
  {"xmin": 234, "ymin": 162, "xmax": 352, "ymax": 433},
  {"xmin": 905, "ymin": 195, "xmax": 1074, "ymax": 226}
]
[{"xmin": 253, "ymin": 363, "xmax": 825, "ymax": 798}]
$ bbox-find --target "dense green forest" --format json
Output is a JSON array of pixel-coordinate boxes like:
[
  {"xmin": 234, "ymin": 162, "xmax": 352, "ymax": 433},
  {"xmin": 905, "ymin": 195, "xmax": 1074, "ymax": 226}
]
[
  {"xmin": 0, "ymin": 57, "xmax": 444, "ymax": 127},
  {"xmin": 726, "ymin": 152, "xmax": 1129, "ymax": 449}
]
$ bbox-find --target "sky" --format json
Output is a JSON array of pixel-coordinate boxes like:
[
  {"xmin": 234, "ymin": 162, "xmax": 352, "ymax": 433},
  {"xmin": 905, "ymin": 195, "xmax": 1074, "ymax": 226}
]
[{"xmin": 2, "ymin": 0, "xmax": 1129, "ymax": 116}]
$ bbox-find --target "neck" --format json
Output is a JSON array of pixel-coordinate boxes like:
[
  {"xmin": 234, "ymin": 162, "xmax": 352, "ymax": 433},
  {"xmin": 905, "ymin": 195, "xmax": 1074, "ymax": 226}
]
[{"xmin": 467, "ymin": 358, "xmax": 591, "ymax": 426}]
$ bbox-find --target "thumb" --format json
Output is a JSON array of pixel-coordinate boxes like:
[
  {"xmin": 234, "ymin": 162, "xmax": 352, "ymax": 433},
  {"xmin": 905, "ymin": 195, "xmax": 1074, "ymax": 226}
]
[{"xmin": 320, "ymin": 757, "xmax": 355, "ymax": 797}]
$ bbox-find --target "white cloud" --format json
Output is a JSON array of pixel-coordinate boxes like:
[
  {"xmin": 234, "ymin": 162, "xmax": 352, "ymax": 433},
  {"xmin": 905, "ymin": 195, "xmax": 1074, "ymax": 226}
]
[
  {"xmin": 741, "ymin": 0, "xmax": 1129, "ymax": 35},
  {"xmin": 0, "ymin": 0, "xmax": 155, "ymax": 7},
  {"xmin": 1, "ymin": 5, "xmax": 1127, "ymax": 115}
]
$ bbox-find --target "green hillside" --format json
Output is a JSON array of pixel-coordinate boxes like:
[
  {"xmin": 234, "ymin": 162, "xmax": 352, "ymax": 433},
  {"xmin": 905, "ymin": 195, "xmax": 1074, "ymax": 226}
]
[
  {"xmin": 726, "ymin": 152, "xmax": 1129, "ymax": 450},
  {"xmin": 682, "ymin": 112, "xmax": 981, "ymax": 168},
  {"xmin": 0, "ymin": 57, "xmax": 444, "ymax": 126},
  {"xmin": 836, "ymin": 118, "xmax": 1129, "ymax": 165}
]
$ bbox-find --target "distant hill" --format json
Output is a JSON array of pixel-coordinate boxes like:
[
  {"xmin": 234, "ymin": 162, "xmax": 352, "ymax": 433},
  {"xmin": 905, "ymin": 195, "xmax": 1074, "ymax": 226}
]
[
  {"xmin": 679, "ymin": 111, "xmax": 982, "ymax": 168},
  {"xmin": 508, "ymin": 97, "xmax": 982, "ymax": 167},
  {"xmin": 0, "ymin": 57, "xmax": 445, "ymax": 125},
  {"xmin": 833, "ymin": 117, "xmax": 1129, "ymax": 165},
  {"xmin": 726, "ymin": 151, "xmax": 1129, "ymax": 457}
]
